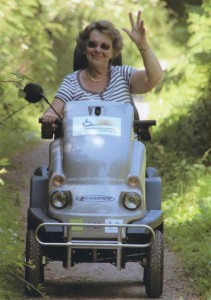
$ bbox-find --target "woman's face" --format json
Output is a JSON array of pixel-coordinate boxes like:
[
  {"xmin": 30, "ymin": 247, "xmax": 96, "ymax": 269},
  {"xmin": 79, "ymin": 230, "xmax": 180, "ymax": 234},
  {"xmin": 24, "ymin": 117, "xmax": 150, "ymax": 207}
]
[{"xmin": 85, "ymin": 30, "xmax": 113, "ymax": 69}]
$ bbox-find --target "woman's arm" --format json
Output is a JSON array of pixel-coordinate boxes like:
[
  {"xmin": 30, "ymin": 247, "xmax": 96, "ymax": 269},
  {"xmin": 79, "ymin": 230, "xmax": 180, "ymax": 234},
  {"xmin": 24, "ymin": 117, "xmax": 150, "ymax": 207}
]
[
  {"xmin": 122, "ymin": 11, "xmax": 163, "ymax": 94},
  {"xmin": 130, "ymin": 47, "xmax": 163, "ymax": 94},
  {"xmin": 42, "ymin": 97, "xmax": 64, "ymax": 123}
]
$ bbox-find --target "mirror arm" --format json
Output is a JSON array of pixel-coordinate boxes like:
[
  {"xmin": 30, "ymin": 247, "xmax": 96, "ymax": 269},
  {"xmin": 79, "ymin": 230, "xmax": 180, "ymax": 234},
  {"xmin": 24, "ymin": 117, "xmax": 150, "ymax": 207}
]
[{"xmin": 42, "ymin": 95, "xmax": 63, "ymax": 121}]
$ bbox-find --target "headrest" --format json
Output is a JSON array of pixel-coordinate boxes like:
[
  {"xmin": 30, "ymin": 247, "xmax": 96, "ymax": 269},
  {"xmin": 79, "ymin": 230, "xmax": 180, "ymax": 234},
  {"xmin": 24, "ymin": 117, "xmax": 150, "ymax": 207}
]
[{"xmin": 73, "ymin": 46, "xmax": 122, "ymax": 71}]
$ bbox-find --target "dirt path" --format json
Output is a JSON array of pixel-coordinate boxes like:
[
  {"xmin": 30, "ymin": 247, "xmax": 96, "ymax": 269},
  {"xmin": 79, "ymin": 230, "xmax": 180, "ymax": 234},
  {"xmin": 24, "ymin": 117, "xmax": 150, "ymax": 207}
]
[{"xmin": 11, "ymin": 141, "xmax": 199, "ymax": 300}]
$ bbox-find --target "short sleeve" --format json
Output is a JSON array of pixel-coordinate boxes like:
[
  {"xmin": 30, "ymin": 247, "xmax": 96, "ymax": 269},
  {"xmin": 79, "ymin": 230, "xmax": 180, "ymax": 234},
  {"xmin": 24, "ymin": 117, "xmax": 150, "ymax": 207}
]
[
  {"xmin": 55, "ymin": 72, "xmax": 78, "ymax": 103},
  {"xmin": 117, "ymin": 65, "xmax": 137, "ymax": 85}
]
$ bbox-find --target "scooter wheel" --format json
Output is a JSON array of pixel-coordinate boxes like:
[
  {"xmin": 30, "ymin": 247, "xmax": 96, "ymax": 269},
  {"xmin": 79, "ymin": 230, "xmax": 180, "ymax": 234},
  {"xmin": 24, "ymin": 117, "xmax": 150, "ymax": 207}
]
[
  {"xmin": 25, "ymin": 229, "xmax": 44, "ymax": 296},
  {"xmin": 144, "ymin": 229, "xmax": 164, "ymax": 298}
]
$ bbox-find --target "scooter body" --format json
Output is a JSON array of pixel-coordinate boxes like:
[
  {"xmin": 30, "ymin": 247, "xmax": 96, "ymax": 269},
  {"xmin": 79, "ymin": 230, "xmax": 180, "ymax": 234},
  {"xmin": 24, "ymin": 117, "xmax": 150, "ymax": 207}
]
[{"xmin": 25, "ymin": 98, "xmax": 163, "ymax": 298}]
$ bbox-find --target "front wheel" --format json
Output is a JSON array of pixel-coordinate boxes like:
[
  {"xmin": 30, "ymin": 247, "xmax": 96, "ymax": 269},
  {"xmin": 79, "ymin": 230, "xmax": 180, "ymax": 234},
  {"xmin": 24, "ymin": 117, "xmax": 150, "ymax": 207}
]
[
  {"xmin": 144, "ymin": 229, "xmax": 164, "ymax": 298},
  {"xmin": 25, "ymin": 229, "xmax": 44, "ymax": 296}
]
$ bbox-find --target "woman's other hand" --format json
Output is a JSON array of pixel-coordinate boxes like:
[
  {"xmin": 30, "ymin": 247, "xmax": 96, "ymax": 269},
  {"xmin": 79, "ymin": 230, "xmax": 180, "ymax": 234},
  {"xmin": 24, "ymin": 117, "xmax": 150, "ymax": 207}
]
[{"xmin": 41, "ymin": 97, "xmax": 64, "ymax": 127}]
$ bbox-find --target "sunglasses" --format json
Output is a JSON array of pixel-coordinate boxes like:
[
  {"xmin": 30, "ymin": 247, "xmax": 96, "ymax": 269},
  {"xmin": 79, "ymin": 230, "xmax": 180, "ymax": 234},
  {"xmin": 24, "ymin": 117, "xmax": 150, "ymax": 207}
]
[{"xmin": 86, "ymin": 40, "xmax": 111, "ymax": 51}]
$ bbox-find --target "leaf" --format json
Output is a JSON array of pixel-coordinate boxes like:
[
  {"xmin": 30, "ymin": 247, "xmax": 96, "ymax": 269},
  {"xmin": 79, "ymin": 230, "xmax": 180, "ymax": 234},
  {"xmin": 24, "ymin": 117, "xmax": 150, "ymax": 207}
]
[
  {"xmin": 18, "ymin": 89, "xmax": 26, "ymax": 99},
  {"xmin": 0, "ymin": 168, "xmax": 7, "ymax": 174},
  {"xmin": 0, "ymin": 85, "xmax": 5, "ymax": 96},
  {"xmin": 0, "ymin": 158, "xmax": 9, "ymax": 166}
]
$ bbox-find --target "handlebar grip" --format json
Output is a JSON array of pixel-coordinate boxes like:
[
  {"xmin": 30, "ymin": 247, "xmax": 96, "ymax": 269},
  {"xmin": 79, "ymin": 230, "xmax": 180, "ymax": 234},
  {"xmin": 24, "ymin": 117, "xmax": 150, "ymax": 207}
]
[
  {"xmin": 134, "ymin": 120, "xmax": 156, "ymax": 141},
  {"xmin": 38, "ymin": 117, "xmax": 63, "ymax": 140},
  {"xmin": 134, "ymin": 120, "xmax": 156, "ymax": 127}
]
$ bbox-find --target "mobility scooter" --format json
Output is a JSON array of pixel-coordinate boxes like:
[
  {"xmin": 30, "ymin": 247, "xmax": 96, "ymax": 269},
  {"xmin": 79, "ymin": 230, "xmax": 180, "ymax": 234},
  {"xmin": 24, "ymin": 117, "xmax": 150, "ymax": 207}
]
[{"xmin": 23, "ymin": 50, "xmax": 163, "ymax": 298}]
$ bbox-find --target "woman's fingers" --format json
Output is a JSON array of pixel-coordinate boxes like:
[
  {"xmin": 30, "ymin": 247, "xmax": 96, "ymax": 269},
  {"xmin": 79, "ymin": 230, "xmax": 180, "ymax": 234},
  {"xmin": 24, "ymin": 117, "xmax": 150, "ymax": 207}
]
[
  {"xmin": 137, "ymin": 11, "xmax": 142, "ymax": 28},
  {"xmin": 129, "ymin": 11, "xmax": 142, "ymax": 29},
  {"xmin": 42, "ymin": 112, "xmax": 58, "ymax": 123},
  {"xmin": 129, "ymin": 12, "xmax": 135, "ymax": 28},
  {"xmin": 122, "ymin": 10, "xmax": 147, "ymax": 47}
]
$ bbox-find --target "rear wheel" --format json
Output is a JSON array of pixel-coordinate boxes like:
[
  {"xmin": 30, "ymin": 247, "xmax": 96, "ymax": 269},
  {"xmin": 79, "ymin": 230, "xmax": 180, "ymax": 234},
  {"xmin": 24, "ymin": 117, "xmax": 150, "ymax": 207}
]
[
  {"xmin": 144, "ymin": 229, "xmax": 164, "ymax": 298},
  {"xmin": 25, "ymin": 229, "xmax": 44, "ymax": 296}
]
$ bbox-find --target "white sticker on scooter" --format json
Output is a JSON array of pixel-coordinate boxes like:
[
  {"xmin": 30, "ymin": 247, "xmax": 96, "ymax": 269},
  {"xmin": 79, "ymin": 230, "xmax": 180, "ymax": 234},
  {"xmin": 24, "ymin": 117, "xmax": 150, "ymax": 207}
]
[
  {"xmin": 105, "ymin": 219, "xmax": 123, "ymax": 233},
  {"xmin": 73, "ymin": 117, "xmax": 121, "ymax": 137}
]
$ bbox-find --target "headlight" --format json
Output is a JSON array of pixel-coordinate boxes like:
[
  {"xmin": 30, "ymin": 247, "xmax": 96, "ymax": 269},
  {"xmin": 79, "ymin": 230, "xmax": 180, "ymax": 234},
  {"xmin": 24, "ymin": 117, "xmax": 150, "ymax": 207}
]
[
  {"xmin": 50, "ymin": 191, "xmax": 69, "ymax": 209},
  {"xmin": 128, "ymin": 176, "xmax": 139, "ymax": 187},
  {"xmin": 123, "ymin": 192, "xmax": 141, "ymax": 210},
  {"xmin": 52, "ymin": 175, "xmax": 64, "ymax": 187}
]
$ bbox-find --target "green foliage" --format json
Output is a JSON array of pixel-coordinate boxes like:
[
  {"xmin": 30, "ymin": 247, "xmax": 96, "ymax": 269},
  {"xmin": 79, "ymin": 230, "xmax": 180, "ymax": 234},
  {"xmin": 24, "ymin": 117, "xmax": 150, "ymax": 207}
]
[
  {"xmin": 0, "ymin": 124, "xmax": 40, "ymax": 158},
  {"xmin": 0, "ymin": 0, "xmax": 63, "ymax": 81},
  {"xmin": 151, "ymin": 0, "xmax": 211, "ymax": 158},
  {"xmin": 0, "ymin": 183, "xmax": 25, "ymax": 299},
  {"xmin": 163, "ymin": 165, "xmax": 211, "ymax": 296},
  {"xmin": 146, "ymin": 1, "xmax": 211, "ymax": 297},
  {"xmin": 147, "ymin": 140, "xmax": 211, "ymax": 297},
  {"xmin": 153, "ymin": 95, "xmax": 211, "ymax": 157}
]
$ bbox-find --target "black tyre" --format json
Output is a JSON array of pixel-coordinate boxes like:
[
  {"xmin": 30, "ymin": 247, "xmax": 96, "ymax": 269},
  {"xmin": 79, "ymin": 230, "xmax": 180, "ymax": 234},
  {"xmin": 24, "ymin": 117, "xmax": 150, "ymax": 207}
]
[
  {"xmin": 144, "ymin": 229, "xmax": 164, "ymax": 298},
  {"xmin": 25, "ymin": 229, "xmax": 44, "ymax": 296}
]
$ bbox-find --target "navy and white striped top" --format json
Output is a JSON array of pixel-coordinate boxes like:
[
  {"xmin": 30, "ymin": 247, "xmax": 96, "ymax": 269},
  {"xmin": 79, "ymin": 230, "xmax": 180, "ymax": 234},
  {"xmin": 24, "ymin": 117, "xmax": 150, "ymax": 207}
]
[{"xmin": 55, "ymin": 65, "xmax": 136, "ymax": 104}]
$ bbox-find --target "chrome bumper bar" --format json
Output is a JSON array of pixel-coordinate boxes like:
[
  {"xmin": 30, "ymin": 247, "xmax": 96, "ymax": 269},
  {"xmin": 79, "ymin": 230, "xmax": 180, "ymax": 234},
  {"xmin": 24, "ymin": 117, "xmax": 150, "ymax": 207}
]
[{"xmin": 35, "ymin": 222, "xmax": 155, "ymax": 270}]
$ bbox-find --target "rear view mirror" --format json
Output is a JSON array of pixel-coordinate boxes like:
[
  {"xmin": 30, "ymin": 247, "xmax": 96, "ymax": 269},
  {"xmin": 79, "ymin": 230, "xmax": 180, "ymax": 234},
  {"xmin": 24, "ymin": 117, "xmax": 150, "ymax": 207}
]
[
  {"xmin": 23, "ymin": 83, "xmax": 44, "ymax": 103},
  {"xmin": 22, "ymin": 83, "xmax": 62, "ymax": 120}
]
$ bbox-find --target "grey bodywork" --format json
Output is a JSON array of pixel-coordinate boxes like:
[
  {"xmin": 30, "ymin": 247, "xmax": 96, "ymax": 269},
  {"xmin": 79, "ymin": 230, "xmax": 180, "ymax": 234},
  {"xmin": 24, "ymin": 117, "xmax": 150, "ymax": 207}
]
[{"xmin": 28, "ymin": 100, "xmax": 163, "ymax": 264}]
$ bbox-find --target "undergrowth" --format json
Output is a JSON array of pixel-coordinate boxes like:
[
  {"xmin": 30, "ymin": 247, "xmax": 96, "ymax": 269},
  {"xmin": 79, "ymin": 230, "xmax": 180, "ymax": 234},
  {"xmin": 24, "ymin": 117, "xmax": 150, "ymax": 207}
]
[
  {"xmin": 0, "ymin": 122, "xmax": 40, "ymax": 299},
  {"xmin": 163, "ymin": 156, "xmax": 211, "ymax": 297},
  {"xmin": 146, "ymin": 138, "xmax": 211, "ymax": 299},
  {"xmin": 145, "ymin": 3, "xmax": 211, "ymax": 296},
  {"xmin": 0, "ymin": 181, "xmax": 26, "ymax": 299}
]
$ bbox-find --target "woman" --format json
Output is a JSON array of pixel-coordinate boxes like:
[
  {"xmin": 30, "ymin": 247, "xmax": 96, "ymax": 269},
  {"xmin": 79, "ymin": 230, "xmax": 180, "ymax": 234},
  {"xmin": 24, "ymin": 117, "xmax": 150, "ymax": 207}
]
[{"xmin": 42, "ymin": 11, "xmax": 162, "ymax": 123}]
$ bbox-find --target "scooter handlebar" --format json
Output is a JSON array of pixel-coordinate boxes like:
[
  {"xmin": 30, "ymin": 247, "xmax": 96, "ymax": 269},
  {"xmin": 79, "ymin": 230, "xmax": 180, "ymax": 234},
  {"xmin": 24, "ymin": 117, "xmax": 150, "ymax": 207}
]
[
  {"xmin": 38, "ymin": 118, "xmax": 63, "ymax": 139},
  {"xmin": 134, "ymin": 120, "xmax": 156, "ymax": 141},
  {"xmin": 134, "ymin": 120, "xmax": 156, "ymax": 128}
]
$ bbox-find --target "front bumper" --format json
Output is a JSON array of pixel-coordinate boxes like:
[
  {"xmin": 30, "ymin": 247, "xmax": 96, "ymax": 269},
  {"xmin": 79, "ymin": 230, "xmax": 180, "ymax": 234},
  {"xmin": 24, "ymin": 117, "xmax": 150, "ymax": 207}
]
[
  {"xmin": 35, "ymin": 222, "xmax": 155, "ymax": 270},
  {"xmin": 28, "ymin": 208, "xmax": 163, "ymax": 270},
  {"xmin": 28, "ymin": 208, "xmax": 163, "ymax": 233}
]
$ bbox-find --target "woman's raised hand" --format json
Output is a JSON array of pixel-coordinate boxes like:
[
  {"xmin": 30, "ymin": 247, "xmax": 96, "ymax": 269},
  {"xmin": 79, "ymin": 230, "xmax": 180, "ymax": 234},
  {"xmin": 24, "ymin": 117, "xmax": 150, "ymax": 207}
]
[{"xmin": 122, "ymin": 11, "xmax": 149, "ymax": 51}]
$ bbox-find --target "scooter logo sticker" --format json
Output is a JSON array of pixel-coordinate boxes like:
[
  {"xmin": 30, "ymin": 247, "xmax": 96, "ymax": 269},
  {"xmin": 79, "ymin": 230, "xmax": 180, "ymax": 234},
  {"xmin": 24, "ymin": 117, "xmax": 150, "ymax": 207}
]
[
  {"xmin": 73, "ymin": 117, "xmax": 121, "ymax": 137},
  {"xmin": 76, "ymin": 195, "xmax": 115, "ymax": 202}
]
